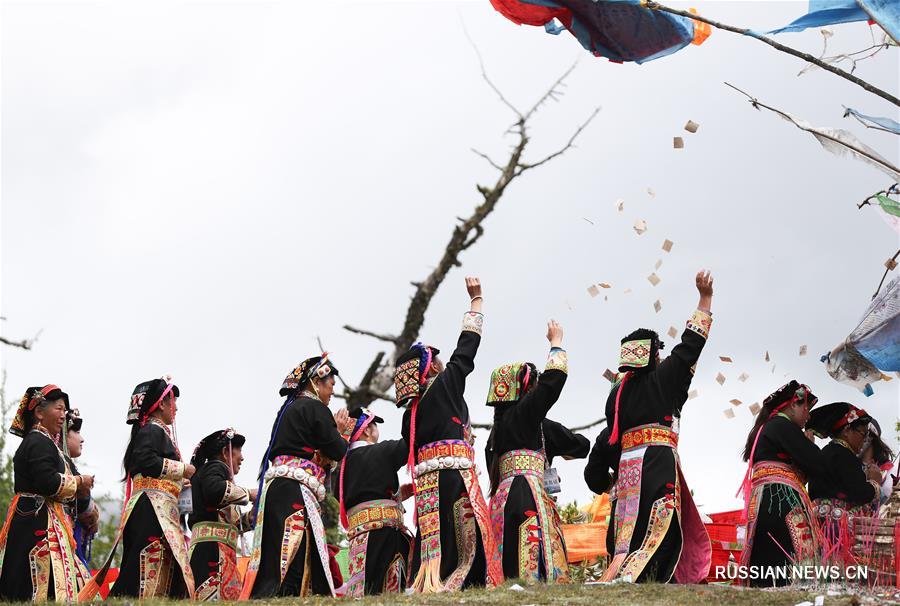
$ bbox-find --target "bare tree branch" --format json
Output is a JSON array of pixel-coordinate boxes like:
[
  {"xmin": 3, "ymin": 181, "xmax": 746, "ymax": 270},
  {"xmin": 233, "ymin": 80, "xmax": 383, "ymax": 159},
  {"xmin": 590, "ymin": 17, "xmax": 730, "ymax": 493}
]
[
  {"xmin": 0, "ymin": 328, "xmax": 41, "ymax": 351},
  {"xmin": 516, "ymin": 105, "xmax": 602, "ymax": 175},
  {"xmin": 342, "ymin": 325, "xmax": 399, "ymax": 344},
  {"xmin": 460, "ymin": 18, "xmax": 522, "ymax": 120},
  {"xmin": 645, "ymin": 1, "xmax": 900, "ymax": 107},
  {"xmin": 523, "ymin": 61, "xmax": 578, "ymax": 121},
  {"xmin": 341, "ymin": 47, "xmax": 599, "ymax": 410},
  {"xmin": 471, "ymin": 148, "xmax": 505, "ymax": 172},
  {"xmin": 471, "ymin": 416, "xmax": 607, "ymax": 432}
]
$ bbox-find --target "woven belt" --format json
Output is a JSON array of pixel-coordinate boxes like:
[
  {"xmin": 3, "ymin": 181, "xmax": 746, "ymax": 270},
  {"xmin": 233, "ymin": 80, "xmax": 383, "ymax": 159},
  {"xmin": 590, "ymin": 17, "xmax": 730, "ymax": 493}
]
[
  {"xmin": 265, "ymin": 455, "xmax": 327, "ymax": 501},
  {"xmin": 498, "ymin": 449, "xmax": 545, "ymax": 481},
  {"xmin": 190, "ymin": 521, "xmax": 239, "ymax": 551},
  {"xmin": 620, "ymin": 423, "xmax": 678, "ymax": 452},
  {"xmin": 750, "ymin": 461, "xmax": 804, "ymax": 491},
  {"xmin": 414, "ymin": 439, "xmax": 474, "ymax": 476},
  {"xmin": 346, "ymin": 499, "xmax": 404, "ymax": 539},
  {"xmin": 132, "ymin": 475, "xmax": 181, "ymax": 499}
]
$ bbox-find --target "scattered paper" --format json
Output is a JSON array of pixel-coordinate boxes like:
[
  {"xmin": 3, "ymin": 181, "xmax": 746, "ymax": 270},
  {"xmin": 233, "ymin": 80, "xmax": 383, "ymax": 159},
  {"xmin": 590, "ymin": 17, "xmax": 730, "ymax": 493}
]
[
  {"xmin": 667, "ymin": 326, "xmax": 678, "ymax": 339},
  {"xmin": 814, "ymin": 595, "xmax": 824, "ymax": 606},
  {"xmin": 799, "ymin": 344, "xmax": 808, "ymax": 356},
  {"xmin": 724, "ymin": 408, "xmax": 735, "ymax": 419},
  {"xmin": 688, "ymin": 389, "xmax": 698, "ymax": 399},
  {"xmin": 582, "ymin": 217, "xmax": 595, "ymax": 225},
  {"xmin": 647, "ymin": 187, "xmax": 656, "ymax": 197},
  {"xmin": 685, "ymin": 120, "xmax": 699, "ymax": 133},
  {"xmin": 793, "ymin": 601, "xmax": 813, "ymax": 606},
  {"xmin": 730, "ymin": 399, "xmax": 742, "ymax": 406},
  {"xmin": 655, "ymin": 259, "xmax": 663, "ymax": 270},
  {"xmin": 633, "ymin": 219, "xmax": 648, "ymax": 235},
  {"xmin": 599, "ymin": 282, "xmax": 612, "ymax": 289},
  {"xmin": 648, "ymin": 273, "xmax": 661, "ymax": 286},
  {"xmin": 508, "ymin": 584, "xmax": 525, "ymax": 592},
  {"xmin": 749, "ymin": 402, "xmax": 761, "ymax": 415},
  {"xmin": 719, "ymin": 356, "xmax": 733, "ymax": 363},
  {"xmin": 882, "ymin": 373, "xmax": 894, "ymax": 381},
  {"xmin": 588, "ymin": 285, "xmax": 600, "ymax": 298},
  {"xmin": 765, "ymin": 351, "xmax": 770, "ymax": 362},
  {"xmin": 653, "ymin": 300, "xmax": 662, "ymax": 313},
  {"xmin": 772, "ymin": 364, "xmax": 776, "ymax": 374},
  {"xmin": 604, "ymin": 295, "xmax": 608, "ymax": 302},
  {"xmin": 603, "ymin": 369, "xmax": 616, "ymax": 382},
  {"xmin": 674, "ymin": 136, "xmax": 684, "ymax": 149},
  {"xmin": 738, "ymin": 372, "xmax": 749, "ymax": 382},
  {"xmin": 624, "ymin": 288, "xmax": 632, "ymax": 295},
  {"xmin": 716, "ymin": 373, "xmax": 726, "ymax": 385},
  {"xmin": 662, "ymin": 239, "xmax": 674, "ymax": 252},
  {"xmin": 616, "ymin": 198, "xmax": 624, "ymax": 212}
]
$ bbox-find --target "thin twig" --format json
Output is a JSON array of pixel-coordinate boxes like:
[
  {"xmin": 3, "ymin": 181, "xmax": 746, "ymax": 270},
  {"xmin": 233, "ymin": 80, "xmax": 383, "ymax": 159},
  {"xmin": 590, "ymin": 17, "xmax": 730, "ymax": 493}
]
[
  {"xmin": 873, "ymin": 249, "xmax": 900, "ymax": 299},
  {"xmin": 516, "ymin": 105, "xmax": 602, "ymax": 175},
  {"xmin": 0, "ymin": 328, "xmax": 41, "ymax": 350},
  {"xmin": 646, "ymin": 1, "xmax": 900, "ymax": 107},
  {"xmin": 472, "ymin": 416, "xmax": 607, "ymax": 432},
  {"xmin": 471, "ymin": 148, "xmax": 505, "ymax": 172},
  {"xmin": 523, "ymin": 61, "xmax": 579, "ymax": 121},
  {"xmin": 460, "ymin": 17, "xmax": 522, "ymax": 119},
  {"xmin": 342, "ymin": 325, "xmax": 399, "ymax": 344}
]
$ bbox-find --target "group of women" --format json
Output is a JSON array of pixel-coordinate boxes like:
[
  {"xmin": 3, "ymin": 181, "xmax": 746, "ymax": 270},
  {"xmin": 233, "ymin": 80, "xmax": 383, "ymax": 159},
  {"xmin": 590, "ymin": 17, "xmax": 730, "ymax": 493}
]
[{"xmin": 0, "ymin": 272, "xmax": 895, "ymax": 601}]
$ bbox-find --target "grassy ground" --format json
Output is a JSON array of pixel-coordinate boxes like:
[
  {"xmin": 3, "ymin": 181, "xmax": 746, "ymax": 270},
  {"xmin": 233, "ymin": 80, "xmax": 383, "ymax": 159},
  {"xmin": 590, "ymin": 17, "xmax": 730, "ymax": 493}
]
[{"xmin": 95, "ymin": 582, "xmax": 892, "ymax": 606}]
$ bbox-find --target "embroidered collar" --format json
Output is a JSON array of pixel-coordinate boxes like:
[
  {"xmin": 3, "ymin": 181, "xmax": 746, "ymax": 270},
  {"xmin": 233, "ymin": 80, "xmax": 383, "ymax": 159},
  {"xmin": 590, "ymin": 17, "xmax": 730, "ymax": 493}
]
[
  {"xmin": 833, "ymin": 438, "xmax": 858, "ymax": 455},
  {"xmin": 300, "ymin": 389, "xmax": 324, "ymax": 404},
  {"xmin": 350, "ymin": 441, "xmax": 370, "ymax": 450}
]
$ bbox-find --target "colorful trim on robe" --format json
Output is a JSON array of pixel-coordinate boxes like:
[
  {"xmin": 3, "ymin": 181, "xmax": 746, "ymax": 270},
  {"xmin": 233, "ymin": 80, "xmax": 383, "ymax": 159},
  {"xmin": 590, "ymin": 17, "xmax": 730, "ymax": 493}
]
[
  {"xmin": 740, "ymin": 461, "xmax": 823, "ymax": 574},
  {"xmin": 239, "ymin": 456, "xmax": 334, "ymax": 598},
  {"xmin": 411, "ymin": 439, "xmax": 503, "ymax": 593},
  {"xmin": 601, "ymin": 424, "xmax": 710, "ymax": 583},
  {"xmin": 0, "ymin": 496, "xmax": 91, "ymax": 601},
  {"xmin": 342, "ymin": 499, "xmax": 410, "ymax": 597},
  {"xmin": 78, "ymin": 476, "xmax": 195, "ymax": 600},
  {"xmin": 489, "ymin": 449, "xmax": 568, "ymax": 583}
]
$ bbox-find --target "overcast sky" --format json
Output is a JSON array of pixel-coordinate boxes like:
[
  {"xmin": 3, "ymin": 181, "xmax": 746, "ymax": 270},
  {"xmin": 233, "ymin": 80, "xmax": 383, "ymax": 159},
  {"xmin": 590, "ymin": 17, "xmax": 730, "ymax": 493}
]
[{"xmin": 2, "ymin": 1, "xmax": 898, "ymax": 516}]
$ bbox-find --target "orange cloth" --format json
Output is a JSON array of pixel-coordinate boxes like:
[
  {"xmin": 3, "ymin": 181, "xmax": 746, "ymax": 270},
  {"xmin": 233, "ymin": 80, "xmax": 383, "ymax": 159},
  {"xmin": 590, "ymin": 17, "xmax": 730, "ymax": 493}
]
[{"xmin": 563, "ymin": 494, "xmax": 611, "ymax": 563}]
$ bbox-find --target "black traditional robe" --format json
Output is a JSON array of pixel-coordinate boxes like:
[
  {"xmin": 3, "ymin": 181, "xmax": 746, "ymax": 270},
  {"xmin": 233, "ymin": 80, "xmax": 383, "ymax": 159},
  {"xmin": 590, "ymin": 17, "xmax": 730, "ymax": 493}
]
[
  {"xmin": 85, "ymin": 420, "xmax": 194, "ymax": 600},
  {"xmin": 340, "ymin": 438, "xmax": 412, "ymax": 596},
  {"xmin": 401, "ymin": 313, "xmax": 503, "ymax": 592},
  {"xmin": 486, "ymin": 351, "xmax": 589, "ymax": 582},
  {"xmin": 0, "ymin": 429, "xmax": 88, "ymax": 602},
  {"xmin": 188, "ymin": 460, "xmax": 251, "ymax": 601},
  {"xmin": 602, "ymin": 310, "xmax": 712, "ymax": 584},
  {"xmin": 808, "ymin": 441, "xmax": 876, "ymax": 507},
  {"xmin": 742, "ymin": 414, "xmax": 825, "ymax": 586},
  {"xmin": 243, "ymin": 394, "xmax": 347, "ymax": 598}
]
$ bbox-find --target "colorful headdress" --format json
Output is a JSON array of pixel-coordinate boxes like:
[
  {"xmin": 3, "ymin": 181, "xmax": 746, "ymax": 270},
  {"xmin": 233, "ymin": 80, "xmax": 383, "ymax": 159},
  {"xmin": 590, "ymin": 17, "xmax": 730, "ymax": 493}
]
[
  {"xmin": 127, "ymin": 376, "xmax": 179, "ymax": 425},
  {"xmin": 807, "ymin": 402, "xmax": 871, "ymax": 439},
  {"xmin": 339, "ymin": 407, "xmax": 385, "ymax": 527},
  {"xmin": 279, "ymin": 353, "xmax": 338, "ymax": 397},
  {"xmin": 393, "ymin": 343, "xmax": 439, "ymax": 408},
  {"xmin": 10, "ymin": 384, "xmax": 69, "ymax": 437},
  {"xmin": 486, "ymin": 362, "xmax": 539, "ymax": 406},
  {"xmin": 761, "ymin": 380, "xmax": 818, "ymax": 416},
  {"xmin": 66, "ymin": 408, "xmax": 83, "ymax": 433},
  {"xmin": 191, "ymin": 428, "xmax": 245, "ymax": 468},
  {"xmin": 618, "ymin": 329, "xmax": 665, "ymax": 372}
]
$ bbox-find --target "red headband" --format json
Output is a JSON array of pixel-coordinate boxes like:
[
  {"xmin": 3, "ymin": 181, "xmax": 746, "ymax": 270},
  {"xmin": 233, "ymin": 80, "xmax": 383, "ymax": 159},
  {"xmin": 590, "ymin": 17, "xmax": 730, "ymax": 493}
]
[
  {"xmin": 833, "ymin": 407, "xmax": 867, "ymax": 431},
  {"xmin": 29, "ymin": 384, "xmax": 62, "ymax": 410},
  {"xmin": 143, "ymin": 378, "xmax": 175, "ymax": 422}
]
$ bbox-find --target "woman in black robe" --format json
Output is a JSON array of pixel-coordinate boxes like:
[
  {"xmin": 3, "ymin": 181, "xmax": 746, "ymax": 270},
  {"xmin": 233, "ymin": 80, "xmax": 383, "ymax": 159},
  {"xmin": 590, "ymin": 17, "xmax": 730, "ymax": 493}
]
[
  {"xmin": 485, "ymin": 320, "xmax": 589, "ymax": 583},
  {"xmin": 0, "ymin": 385, "xmax": 92, "ymax": 602},
  {"xmin": 338, "ymin": 408, "xmax": 413, "ymax": 596},
  {"xmin": 807, "ymin": 402, "xmax": 883, "ymax": 566},
  {"xmin": 81, "ymin": 377, "xmax": 196, "ymax": 600},
  {"xmin": 63, "ymin": 409, "xmax": 99, "ymax": 567},
  {"xmin": 601, "ymin": 270, "xmax": 714, "ymax": 584},
  {"xmin": 188, "ymin": 429, "xmax": 256, "ymax": 601},
  {"xmin": 241, "ymin": 354, "xmax": 351, "ymax": 598},
  {"xmin": 395, "ymin": 276, "xmax": 503, "ymax": 592},
  {"xmin": 739, "ymin": 380, "xmax": 825, "ymax": 586}
]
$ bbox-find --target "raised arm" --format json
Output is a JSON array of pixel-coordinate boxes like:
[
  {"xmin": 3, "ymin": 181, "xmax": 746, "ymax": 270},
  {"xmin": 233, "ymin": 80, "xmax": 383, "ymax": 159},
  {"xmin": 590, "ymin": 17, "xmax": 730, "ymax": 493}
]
[
  {"xmin": 655, "ymin": 270, "xmax": 714, "ymax": 394},
  {"xmin": 435, "ymin": 277, "xmax": 484, "ymax": 398},
  {"xmin": 519, "ymin": 321, "xmax": 569, "ymax": 424}
]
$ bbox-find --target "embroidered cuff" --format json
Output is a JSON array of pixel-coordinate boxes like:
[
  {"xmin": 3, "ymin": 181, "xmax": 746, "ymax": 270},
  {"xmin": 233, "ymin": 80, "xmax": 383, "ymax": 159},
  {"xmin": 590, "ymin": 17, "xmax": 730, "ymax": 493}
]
[
  {"xmin": 54, "ymin": 473, "xmax": 78, "ymax": 500},
  {"xmin": 686, "ymin": 310, "xmax": 712, "ymax": 340},
  {"xmin": 221, "ymin": 481, "xmax": 251, "ymax": 506},
  {"xmin": 160, "ymin": 459, "xmax": 185, "ymax": 481},
  {"xmin": 545, "ymin": 348, "xmax": 568, "ymax": 374},
  {"xmin": 462, "ymin": 311, "xmax": 483, "ymax": 335}
]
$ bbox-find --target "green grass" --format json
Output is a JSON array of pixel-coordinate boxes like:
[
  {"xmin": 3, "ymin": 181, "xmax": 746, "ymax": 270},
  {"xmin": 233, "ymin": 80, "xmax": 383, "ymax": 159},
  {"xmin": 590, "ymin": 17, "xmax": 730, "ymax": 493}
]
[{"xmin": 92, "ymin": 582, "xmax": 880, "ymax": 606}]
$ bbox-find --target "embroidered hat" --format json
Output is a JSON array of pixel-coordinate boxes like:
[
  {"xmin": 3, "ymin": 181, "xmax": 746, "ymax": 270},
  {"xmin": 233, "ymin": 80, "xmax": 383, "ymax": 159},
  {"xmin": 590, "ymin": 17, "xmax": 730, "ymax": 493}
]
[
  {"xmin": 279, "ymin": 353, "xmax": 339, "ymax": 397},
  {"xmin": 393, "ymin": 343, "xmax": 440, "ymax": 407},
  {"xmin": 618, "ymin": 329, "xmax": 665, "ymax": 372},
  {"xmin": 191, "ymin": 428, "xmax": 246, "ymax": 467},
  {"xmin": 485, "ymin": 362, "xmax": 539, "ymax": 406},
  {"xmin": 66, "ymin": 408, "xmax": 83, "ymax": 433},
  {"xmin": 10, "ymin": 384, "xmax": 70, "ymax": 437},
  {"xmin": 127, "ymin": 377, "xmax": 179, "ymax": 425}
]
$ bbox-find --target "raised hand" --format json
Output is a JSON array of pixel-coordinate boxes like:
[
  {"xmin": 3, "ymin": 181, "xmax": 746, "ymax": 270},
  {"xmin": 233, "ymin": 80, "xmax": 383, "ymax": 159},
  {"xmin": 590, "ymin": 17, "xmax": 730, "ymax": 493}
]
[
  {"xmin": 183, "ymin": 463, "xmax": 196, "ymax": 479},
  {"xmin": 333, "ymin": 407, "xmax": 353, "ymax": 435},
  {"xmin": 695, "ymin": 270, "xmax": 713, "ymax": 312},
  {"xmin": 466, "ymin": 276, "xmax": 483, "ymax": 313},
  {"xmin": 547, "ymin": 320, "xmax": 563, "ymax": 348}
]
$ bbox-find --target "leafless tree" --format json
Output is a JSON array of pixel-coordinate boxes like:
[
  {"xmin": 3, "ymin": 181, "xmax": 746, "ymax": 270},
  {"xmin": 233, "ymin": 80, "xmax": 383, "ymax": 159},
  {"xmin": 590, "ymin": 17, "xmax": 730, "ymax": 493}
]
[{"xmin": 340, "ymin": 53, "xmax": 600, "ymax": 412}]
